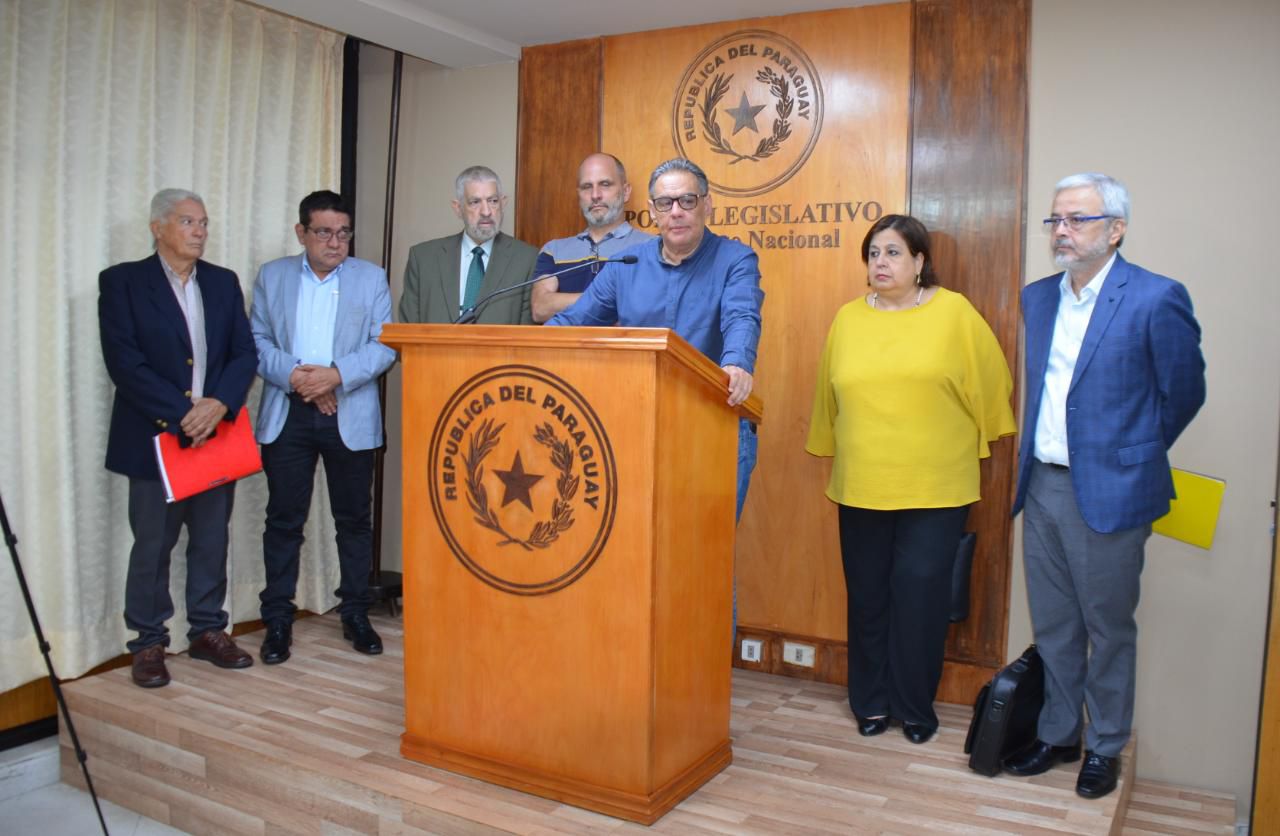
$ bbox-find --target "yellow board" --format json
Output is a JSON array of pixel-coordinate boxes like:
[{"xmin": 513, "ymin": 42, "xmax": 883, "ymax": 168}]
[{"xmin": 1152, "ymin": 468, "xmax": 1226, "ymax": 549}]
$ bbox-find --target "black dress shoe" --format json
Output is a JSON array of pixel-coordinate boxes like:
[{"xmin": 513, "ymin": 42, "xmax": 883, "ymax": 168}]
[
  {"xmin": 341, "ymin": 613, "xmax": 383, "ymax": 655},
  {"xmin": 1002, "ymin": 738, "xmax": 1082, "ymax": 775},
  {"xmin": 854, "ymin": 715, "xmax": 889, "ymax": 737},
  {"xmin": 1076, "ymin": 751, "xmax": 1120, "ymax": 799},
  {"xmin": 902, "ymin": 722, "xmax": 935, "ymax": 744},
  {"xmin": 260, "ymin": 621, "xmax": 292, "ymax": 665}
]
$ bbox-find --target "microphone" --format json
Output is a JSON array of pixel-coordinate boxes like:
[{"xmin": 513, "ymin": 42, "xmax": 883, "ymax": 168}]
[{"xmin": 454, "ymin": 254, "xmax": 639, "ymax": 324}]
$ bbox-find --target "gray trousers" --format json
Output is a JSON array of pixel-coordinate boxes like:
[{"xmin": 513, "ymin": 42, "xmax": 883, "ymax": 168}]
[
  {"xmin": 125, "ymin": 478, "xmax": 234, "ymax": 653},
  {"xmin": 1023, "ymin": 461, "xmax": 1149, "ymax": 757}
]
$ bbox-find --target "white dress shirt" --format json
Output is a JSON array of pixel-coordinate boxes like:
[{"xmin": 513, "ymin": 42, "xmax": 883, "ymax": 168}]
[
  {"xmin": 1033, "ymin": 252, "xmax": 1117, "ymax": 466},
  {"xmin": 159, "ymin": 255, "xmax": 206, "ymax": 400}
]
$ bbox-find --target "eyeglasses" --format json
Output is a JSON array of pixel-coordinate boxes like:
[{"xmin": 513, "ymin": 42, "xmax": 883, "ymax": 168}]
[
  {"xmin": 1042, "ymin": 215, "xmax": 1115, "ymax": 232},
  {"xmin": 307, "ymin": 226, "xmax": 353, "ymax": 242},
  {"xmin": 651, "ymin": 193, "xmax": 702, "ymax": 213}
]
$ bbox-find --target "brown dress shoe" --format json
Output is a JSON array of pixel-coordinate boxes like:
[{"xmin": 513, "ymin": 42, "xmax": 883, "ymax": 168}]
[
  {"xmin": 189, "ymin": 630, "xmax": 253, "ymax": 669},
  {"xmin": 131, "ymin": 644, "xmax": 170, "ymax": 688}
]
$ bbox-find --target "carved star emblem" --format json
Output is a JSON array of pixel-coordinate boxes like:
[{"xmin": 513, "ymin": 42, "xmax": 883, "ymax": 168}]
[
  {"xmin": 493, "ymin": 451, "xmax": 543, "ymax": 511},
  {"xmin": 724, "ymin": 91, "xmax": 767, "ymax": 136}
]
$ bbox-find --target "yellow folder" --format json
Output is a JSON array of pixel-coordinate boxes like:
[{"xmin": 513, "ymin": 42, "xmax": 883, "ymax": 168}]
[{"xmin": 1152, "ymin": 468, "xmax": 1225, "ymax": 550}]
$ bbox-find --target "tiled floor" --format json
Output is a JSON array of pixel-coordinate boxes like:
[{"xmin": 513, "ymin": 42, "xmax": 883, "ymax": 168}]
[{"xmin": 0, "ymin": 737, "xmax": 181, "ymax": 835}]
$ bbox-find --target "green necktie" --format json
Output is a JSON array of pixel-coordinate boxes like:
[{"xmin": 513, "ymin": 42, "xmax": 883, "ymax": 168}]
[{"xmin": 463, "ymin": 246, "xmax": 485, "ymax": 314}]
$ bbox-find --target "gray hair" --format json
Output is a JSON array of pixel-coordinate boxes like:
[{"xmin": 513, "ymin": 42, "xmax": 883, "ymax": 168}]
[
  {"xmin": 455, "ymin": 166, "xmax": 502, "ymax": 201},
  {"xmin": 648, "ymin": 158, "xmax": 709, "ymax": 197},
  {"xmin": 150, "ymin": 188, "xmax": 204, "ymax": 224},
  {"xmin": 1054, "ymin": 173, "xmax": 1130, "ymax": 223}
]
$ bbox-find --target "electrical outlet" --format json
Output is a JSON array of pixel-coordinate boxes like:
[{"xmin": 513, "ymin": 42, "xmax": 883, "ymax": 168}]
[
  {"xmin": 740, "ymin": 638, "xmax": 763, "ymax": 663},
  {"xmin": 782, "ymin": 641, "xmax": 816, "ymax": 667}
]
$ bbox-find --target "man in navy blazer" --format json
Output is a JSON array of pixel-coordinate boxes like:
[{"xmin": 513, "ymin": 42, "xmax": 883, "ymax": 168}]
[
  {"xmin": 1004, "ymin": 174, "xmax": 1206, "ymax": 798},
  {"xmin": 250, "ymin": 190, "xmax": 396, "ymax": 663},
  {"xmin": 99, "ymin": 189, "xmax": 258, "ymax": 688},
  {"xmin": 398, "ymin": 165, "xmax": 538, "ymax": 324}
]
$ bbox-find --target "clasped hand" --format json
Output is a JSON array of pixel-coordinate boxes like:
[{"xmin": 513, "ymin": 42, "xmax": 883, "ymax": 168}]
[
  {"xmin": 290, "ymin": 364, "xmax": 342, "ymax": 416},
  {"xmin": 180, "ymin": 397, "xmax": 228, "ymax": 447}
]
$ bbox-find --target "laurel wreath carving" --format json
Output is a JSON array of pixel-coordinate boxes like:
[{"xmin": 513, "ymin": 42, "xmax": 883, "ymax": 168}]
[
  {"xmin": 700, "ymin": 67, "xmax": 793, "ymax": 165},
  {"xmin": 464, "ymin": 418, "xmax": 576, "ymax": 551}
]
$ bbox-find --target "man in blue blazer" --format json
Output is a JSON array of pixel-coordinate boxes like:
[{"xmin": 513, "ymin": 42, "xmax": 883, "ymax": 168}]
[
  {"xmin": 99, "ymin": 189, "xmax": 258, "ymax": 688},
  {"xmin": 251, "ymin": 191, "xmax": 397, "ymax": 663},
  {"xmin": 1005, "ymin": 174, "xmax": 1206, "ymax": 798}
]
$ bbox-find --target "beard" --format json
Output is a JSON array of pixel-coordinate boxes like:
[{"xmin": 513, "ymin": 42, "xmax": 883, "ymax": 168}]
[
  {"xmin": 1052, "ymin": 231, "xmax": 1112, "ymax": 271},
  {"xmin": 465, "ymin": 219, "xmax": 498, "ymax": 243},
  {"xmin": 583, "ymin": 198, "xmax": 624, "ymax": 229}
]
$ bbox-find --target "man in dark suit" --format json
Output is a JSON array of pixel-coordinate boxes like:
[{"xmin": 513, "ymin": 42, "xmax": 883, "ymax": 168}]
[
  {"xmin": 398, "ymin": 165, "xmax": 538, "ymax": 324},
  {"xmin": 99, "ymin": 188, "xmax": 258, "ymax": 688},
  {"xmin": 1005, "ymin": 173, "xmax": 1206, "ymax": 798}
]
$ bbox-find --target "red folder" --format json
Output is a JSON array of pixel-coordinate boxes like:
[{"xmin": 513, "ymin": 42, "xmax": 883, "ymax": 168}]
[{"xmin": 153, "ymin": 406, "xmax": 262, "ymax": 502}]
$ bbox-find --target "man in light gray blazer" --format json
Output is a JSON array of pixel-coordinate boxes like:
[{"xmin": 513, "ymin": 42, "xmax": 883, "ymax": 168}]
[
  {"xmin": 399, "ymin": 165, "xmax": 538, "ymax": 324},
  {"xmin": 250, "ymin": 190, "xmax": 397, "ymax": 664}
]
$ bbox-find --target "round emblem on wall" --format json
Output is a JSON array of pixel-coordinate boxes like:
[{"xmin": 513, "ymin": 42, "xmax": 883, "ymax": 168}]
[
  {"xmin": 428, "ymin": 365, "xmax": 618, "ymax": 596},
  {"xmin": 672, "ymin": 29, "xmax": 825, "ymax": 198}
]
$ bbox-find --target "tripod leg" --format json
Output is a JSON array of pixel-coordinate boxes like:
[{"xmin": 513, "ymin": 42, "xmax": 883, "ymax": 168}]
[{"xmin": 1, "ymin": 491, "xmax": 111, "ymax": 836}]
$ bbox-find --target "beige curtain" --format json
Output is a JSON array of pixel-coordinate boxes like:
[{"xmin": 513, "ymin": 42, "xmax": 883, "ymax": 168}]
[{"xmin": 0, "ymin": 0, "xmax": 345, "ymax": 692}]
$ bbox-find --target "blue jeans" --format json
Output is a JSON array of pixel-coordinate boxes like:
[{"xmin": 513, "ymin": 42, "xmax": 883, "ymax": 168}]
[
  {"xmin": 736, "ymin": 418, "xmax": 757, "ymax": 522},
  {"xmin": 733, "ymin": 418, "xmax": 758, "ymax": 637}
]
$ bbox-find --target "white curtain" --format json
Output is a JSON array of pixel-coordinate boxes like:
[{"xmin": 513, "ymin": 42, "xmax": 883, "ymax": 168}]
[{"xmin": 0, "ymin": 0, "xmax": 346, "ymax": 692}]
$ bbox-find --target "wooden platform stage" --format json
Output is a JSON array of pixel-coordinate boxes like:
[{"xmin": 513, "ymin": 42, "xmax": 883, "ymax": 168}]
[{"xmin": 58, "ymin": 613, "xmax": 1231, "ymax": 835}]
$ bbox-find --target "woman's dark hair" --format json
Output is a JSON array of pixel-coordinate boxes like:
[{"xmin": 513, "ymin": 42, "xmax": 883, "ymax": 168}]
[{"xmin": 859, "ymin": 214, "xmax": 939, "ymax": 288}]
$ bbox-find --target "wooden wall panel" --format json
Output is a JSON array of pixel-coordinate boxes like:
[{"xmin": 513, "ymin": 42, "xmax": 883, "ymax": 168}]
[
  {"xmin": 910, "ymin": 0, "xmax": 1029, "ymax": 698},
  {"xmin": 513, "ymin": 1, "xmax": 1029, "ymax": 709},
  {"xmin": 514, "ymin": 0, "xmax": 1024, "ymax": 706},
  {"xmin": 601, "ymin": 4, "xmax": 913, "ymax": 650},
  {"xmin": 515, "ymin": 38, "xmax": 602, "ymax": 248}
]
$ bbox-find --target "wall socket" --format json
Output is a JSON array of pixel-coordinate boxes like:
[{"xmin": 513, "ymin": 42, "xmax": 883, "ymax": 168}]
[
  {"xmin": 782, "ymin": 641, "xmax": 816, "ymax": 667},
  {"xmin": 740, "ymin": 638, "xmax": 763, "ymax": 663}
]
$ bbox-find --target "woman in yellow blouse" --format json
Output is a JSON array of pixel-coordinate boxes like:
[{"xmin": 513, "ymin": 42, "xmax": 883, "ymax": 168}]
[{"xmin": 806, "ymin": 214, "xmax": 1015, "ymax": 744}]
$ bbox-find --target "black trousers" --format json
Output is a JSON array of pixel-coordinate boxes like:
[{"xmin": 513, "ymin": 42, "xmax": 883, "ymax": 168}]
[
  {"xmin": 838, "ymin": 504, "xmax": 969, "ymax": 729},
  {"xmin": 259, "ymin": 397, "xmax": 375, "ymax": 624},
  {"xmin": 124, "ymin": 477, "xmax": 234, "ymax": 653}
]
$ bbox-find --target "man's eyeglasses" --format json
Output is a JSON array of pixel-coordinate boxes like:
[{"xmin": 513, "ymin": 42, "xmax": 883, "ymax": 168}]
[
  {"xmin": 1042, "ymin": 215, "xmax": 1115, "ymax": 232},
  {"xmin": 307, "ymin": 226, "xmax": 354, "ymax": 242},
  {"xmin": 651, "ymin": 193, "xmax": 703, "ymax": 213}
]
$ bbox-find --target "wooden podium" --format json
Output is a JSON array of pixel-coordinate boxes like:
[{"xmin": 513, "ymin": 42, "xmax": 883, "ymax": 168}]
[{"xmin": 380, "ymin": 324, "xmax": 763, "ymax": 824}]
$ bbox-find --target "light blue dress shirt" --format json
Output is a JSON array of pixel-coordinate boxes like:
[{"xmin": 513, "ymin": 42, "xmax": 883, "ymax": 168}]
[{"xmin": 292, "ymin": 255, "xmax": 342, "ymax": 369}]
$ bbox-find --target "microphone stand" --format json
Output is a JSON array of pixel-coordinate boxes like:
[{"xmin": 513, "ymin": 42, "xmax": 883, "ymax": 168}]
[
  {"xmin": 454, "ymin": 254, "xmax": 638, "ymax": 325},
  {"xmin": 0, "ymin": 488, "xmax": 109, "ymax": 835}
]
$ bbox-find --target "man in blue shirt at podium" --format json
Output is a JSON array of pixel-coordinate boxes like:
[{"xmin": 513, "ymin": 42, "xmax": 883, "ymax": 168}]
[{"xmin": 547, "ymin": 157, "xmax": 763, "ymax": 522}]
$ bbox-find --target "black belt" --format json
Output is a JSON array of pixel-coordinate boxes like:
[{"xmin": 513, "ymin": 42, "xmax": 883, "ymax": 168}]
[{"xmin": 1038, "ymin": 460, "xmax": 1069, "ymax": 471}]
